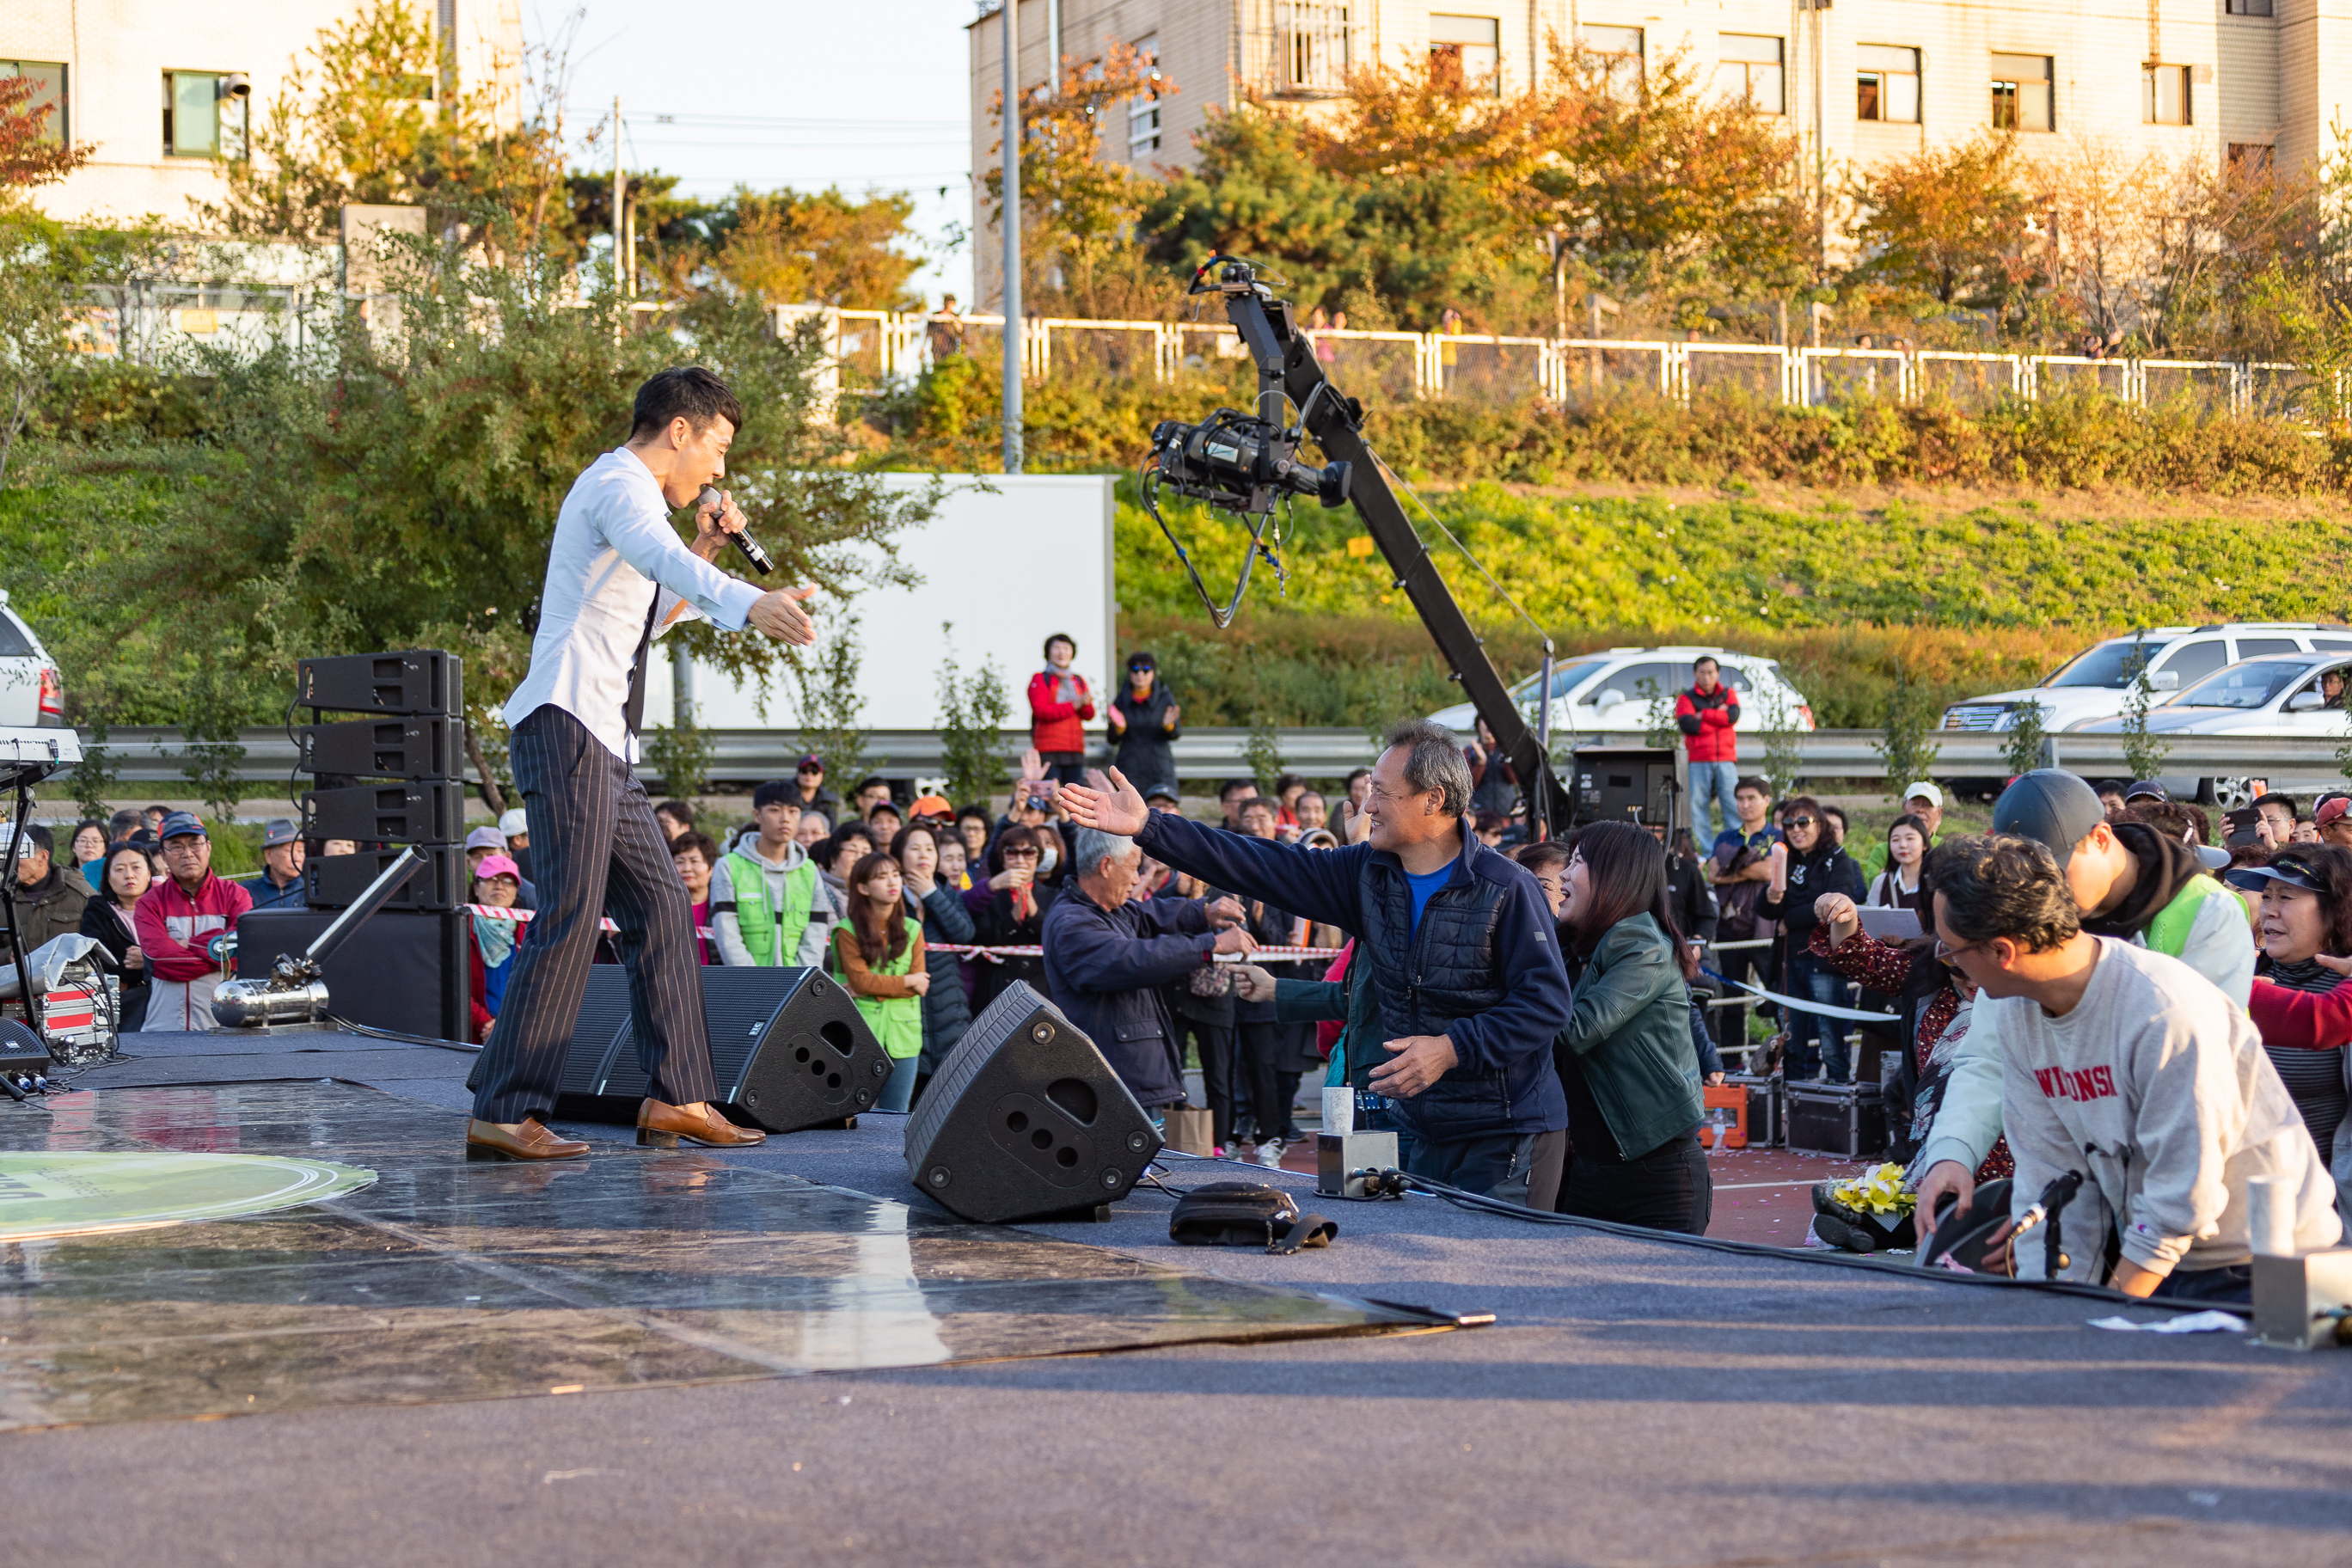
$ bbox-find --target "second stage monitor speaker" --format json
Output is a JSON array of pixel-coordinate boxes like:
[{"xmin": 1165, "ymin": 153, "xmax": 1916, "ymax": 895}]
[
  {"xmin": 553, "ymin": 965, "xmax": 889, "ymax": 1133},
  {"xmin": 903, "ymin": 980, "xmax": 1161, "ymax": 1224}
]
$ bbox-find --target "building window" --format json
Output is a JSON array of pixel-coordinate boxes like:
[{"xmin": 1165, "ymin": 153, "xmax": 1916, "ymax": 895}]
[
  {"xmin": 1272, "ymin": 1, "xmax": 1351, "ymax": 95},
  {"xmin": 162, "ymin": 70, "xmax": 248, "ymax": 158},
  {"xmin": 1716, "ymin": 34, "xmax": 1785, "ymax": 114},
  {"xmin": 1577, "ymin": 24, "xmax": 1644, "ymax": 99},
  {"xmin": 1127, "ymin": 34, "xmax": 1163, "ymax": 157},
  {"xmin": 1430, "ymin": 15, "xmax": 1500, "ymax": 94},
  {"xmin": 2142, "ymin": 64, "xmax": 2191, "ymax": 125},
  {"xmin": 1990, "ymin": 53, "xmax": 2053, "ymax": 132},
  {"xmin": 2224, "ymin": 0, "xmax": 2273, "ymax": 15},
  {"xmin": 1856, "ymin": 45, "xmax": 1920, "ymax": 123},
  {"xmin": 1, "ymin": 61, "xmax": 67, "ymax": 144}
]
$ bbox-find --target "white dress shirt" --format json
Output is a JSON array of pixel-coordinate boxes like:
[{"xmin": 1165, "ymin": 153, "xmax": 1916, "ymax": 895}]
[{"xmin": 504, "ymin": 447, "xmax": 766, "ymax": 763}]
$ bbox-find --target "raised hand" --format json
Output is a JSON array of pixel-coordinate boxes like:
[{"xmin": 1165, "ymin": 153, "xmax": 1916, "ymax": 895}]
[
  {"xmin": 1019, "ymin": 747, "xmax": 1045, "ymax": 782},
  {"xmin": 1060, "ymin": 768, "xmax": 1148, "ymax": 836}
]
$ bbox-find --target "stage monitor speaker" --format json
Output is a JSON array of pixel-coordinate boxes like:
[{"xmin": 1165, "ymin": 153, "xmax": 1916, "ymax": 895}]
[
  {"xmin": 552, "ymin": 965, "xmax": 890, "ymax": 1133},
  {"xmin": 306, "ymin": 844, "xmax": 466, "ymax": 911},
  {"xmin": 903, "ymin": 979, "xmax": 1161, "ymax": 1224},
  {"xmin": 233, "ymin": 908, "xmax": 469, "ymax": 1040},
  {"xmin": 297, "ymin": 715, "xmax": 464, "ymax": 781},
  {"xmin": 296, "ymin": 650, "xmax": 462, "ymax": 718},
  {"xmin": 301, "ymin": 780, "xmax": 468, "ymax": 844}
]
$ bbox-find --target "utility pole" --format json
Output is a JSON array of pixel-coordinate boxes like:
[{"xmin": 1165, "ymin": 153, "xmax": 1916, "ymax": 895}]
[
  {"xmin": 1001, "ymin": 0, "xmax": 1024, "ymax": 474},
  {"xmin": 612, "ymin": 95, "xmax": 628, "ymax": 297}
]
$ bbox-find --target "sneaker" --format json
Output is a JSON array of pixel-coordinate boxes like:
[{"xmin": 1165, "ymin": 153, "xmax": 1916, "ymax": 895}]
[
  {"xmin": 1281, "ymin": 1124, "xmax": 1308, "ymax": 1142},
  {"xmin": 1254, "ymin": 1139, "xmax": 1284, "ymax": 1168}
]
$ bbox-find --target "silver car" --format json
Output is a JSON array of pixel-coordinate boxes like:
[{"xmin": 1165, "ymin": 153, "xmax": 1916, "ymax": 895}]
[
  {"xmin": 1428, "ymin": 646, "xmax": 1814, "ymax": 738},
  {"xmin": 2073, "ymin": 652, "xmax": 2352, "ymax": 807},
  {"xmin": 0, "ymin": 594, "xmax": 64, "ymax": 727}
]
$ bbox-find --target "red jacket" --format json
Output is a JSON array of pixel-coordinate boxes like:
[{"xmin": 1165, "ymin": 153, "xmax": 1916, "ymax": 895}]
[
  {"xmin": 1027, "ymin": 669, "xmax": 1095, "ymax": 754},
  {"xmin": 2245, "ymin": 978, "xmax": 2352, "ymax": 1048},
  {"xmin": 1674, "ymin": 683, "xmax": 1740, "ymax": 763}
]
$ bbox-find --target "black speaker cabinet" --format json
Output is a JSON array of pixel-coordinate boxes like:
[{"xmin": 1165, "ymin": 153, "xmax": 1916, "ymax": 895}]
[
  {"xmin": 302, "ymin": 780, "xmax": 469, "ymax": 844},
  {"xmin": 552, "ymin": 965, "xmax": 890, "ymax": 1133},
  {"xmin": 306, "ymin": 844, "xmax": 466, "ymax": 910},
  {"xmin": 234, "ymin": 908, "xmax": 469, "ymax": 1040},
  {"xmin": 903, "ymin": 980, "xmax": 1161, "ymax": 1223},
  {"xmin": 297, "ymin": 715, "xmax": 465, "ymax": 781},
  {"xmin": 297, "ymin": 650, "xmax": 462, "ymax": 717}
]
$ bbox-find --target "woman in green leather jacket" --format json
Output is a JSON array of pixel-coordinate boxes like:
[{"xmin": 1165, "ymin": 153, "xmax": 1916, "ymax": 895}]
[{"xmin": 1551, "ymin": 821, "xmax": 1713, "ymax": 1234}]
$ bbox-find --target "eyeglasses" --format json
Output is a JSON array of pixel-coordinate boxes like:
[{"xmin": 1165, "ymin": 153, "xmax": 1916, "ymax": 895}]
[
  {"xmin": 1785, "ymin": 816, "xmax": 1817, "ymax": 829},
  {"xmin": 1933, "ymin": 934, "xmax": 1994, "ymax": 964},
  {"xmin": 1001, "ymin": 848, "xmax": 1040, "ymax": 861}
]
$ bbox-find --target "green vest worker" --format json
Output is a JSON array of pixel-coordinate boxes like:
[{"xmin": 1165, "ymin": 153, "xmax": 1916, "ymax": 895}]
[
  {"xmin": 710, "ymin": 780, "xmax": 838, "ymax": 967},
  {"xmin": 1914, "ymin": 769, "xmax": 2256, "ymax": 1223}
]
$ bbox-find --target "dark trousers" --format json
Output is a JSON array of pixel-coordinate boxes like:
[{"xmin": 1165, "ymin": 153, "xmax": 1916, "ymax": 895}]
[
  {"xmin": 1714, "ymin": 943, "xmax": 1761, "ymax": 1063},
  {"xmin": 1038, "ymin": 751, "xmax": 1086, "ymax": 786},
  {"xmin": 1409, "ymin": 1128, "xmax": 1565, "ymax": 1209},
  {"xmin": 1173, "ymin": 1015, "xmax": 1237, "ymax": 1148},
  {"xmin": 1559, "ymin": 1132, "xmax": 1713, "ymax": 1234},
  {"xmin": 1785, "ymin": 952, "xmax": 1852, "ymax": 1084},
  {"xmin": 469, "ymin": 706, "xmax": 717, "ymax": 1124},
  {"xmin": 1236, "ymin": 1020, "xmax": 1294, "ymax": 1142}
]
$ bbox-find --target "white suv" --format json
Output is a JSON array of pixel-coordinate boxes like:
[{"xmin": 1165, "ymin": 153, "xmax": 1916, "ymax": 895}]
[
  {"xmin": 1941, "ymin": 624, "xmax": 2352, "ymax": 736},
  {"xmin": 0, "ymin": 594, "xmax": 64, "ymax": 727},
  {"xmin": 1429, "ymin": 646, "xmax": 1815, "ymax": 738}
]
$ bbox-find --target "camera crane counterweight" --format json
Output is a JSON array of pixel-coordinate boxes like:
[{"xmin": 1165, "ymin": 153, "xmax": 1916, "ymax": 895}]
[{"xmin": 1140, "ymin": 257, "xmax": 1571, "ymax": 838}]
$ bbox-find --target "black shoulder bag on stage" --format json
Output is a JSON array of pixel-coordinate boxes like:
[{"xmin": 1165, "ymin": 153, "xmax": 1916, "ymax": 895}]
[{"xmin": 1169, "ymin": 1181, "xmax": 1338, "ymax": 1255}]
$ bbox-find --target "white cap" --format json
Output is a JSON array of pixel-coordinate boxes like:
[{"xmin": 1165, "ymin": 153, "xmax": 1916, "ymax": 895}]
[
  {"xmin": 1902, "ymin": 781, "xmax": 1944, "ymax": 809},
  {"xmin": 499, "ymin": 807, "xmax": 529, "ymax": 837}
]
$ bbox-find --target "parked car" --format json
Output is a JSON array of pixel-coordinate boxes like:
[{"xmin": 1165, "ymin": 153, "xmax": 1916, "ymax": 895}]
[
  {"xmin": 1429, "ymin": 646, "xmax": 1814, "ymax": 739},
  {"xmin": 0, "ymin": 594, "xmax": 63, "ymax": 728},
  {"xmin": 1939, "ymin": 622, "xmax": 2352, "ymax": 799},
  {"xmin": 2072, "ymin": 651, "xmax": 2352, "ymax": 809}
]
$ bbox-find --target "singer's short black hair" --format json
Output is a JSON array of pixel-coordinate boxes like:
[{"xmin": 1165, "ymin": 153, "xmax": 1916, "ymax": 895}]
[{"xmin": 630, "ymin": 366, "xmax": 745, "ymax": 441}]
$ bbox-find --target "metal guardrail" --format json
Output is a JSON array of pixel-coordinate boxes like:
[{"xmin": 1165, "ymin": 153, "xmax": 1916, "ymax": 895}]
[{"xmin": 76, "ymin": 726, "xmax": 2352, "ymax": 794}]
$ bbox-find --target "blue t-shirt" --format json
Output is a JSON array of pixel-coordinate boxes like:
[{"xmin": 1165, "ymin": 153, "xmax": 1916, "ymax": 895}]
[{"xmin": 1405, "ymin": 859, "xmax": 1457, "ymax": 932}]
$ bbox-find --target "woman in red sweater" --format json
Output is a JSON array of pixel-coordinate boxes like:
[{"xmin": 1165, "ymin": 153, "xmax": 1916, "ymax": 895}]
[{"xmin": 1026, "ymin": 632, "xmax": 1095, "ymax": 786}]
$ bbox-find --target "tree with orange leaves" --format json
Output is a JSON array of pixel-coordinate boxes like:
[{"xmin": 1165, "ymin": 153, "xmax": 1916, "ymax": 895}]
[{"xmin": 0, "ymin": 70, "xmax": 93, "ymax": 193}]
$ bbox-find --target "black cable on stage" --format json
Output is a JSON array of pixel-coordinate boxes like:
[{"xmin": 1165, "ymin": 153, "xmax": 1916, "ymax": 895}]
[{"xmin": 325, "ymin": 1015, "xmax": 481, "ymax": 1054}]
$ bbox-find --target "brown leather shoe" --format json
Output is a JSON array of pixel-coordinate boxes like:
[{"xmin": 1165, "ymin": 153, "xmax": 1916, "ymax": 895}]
[
  {"xmin": 637, "ymin": 1098, "xmax": 767, "ymax": 1148},
  {"xmin": 466, "ymin": 1117, "xmax": 590, "ymax": 1162}
]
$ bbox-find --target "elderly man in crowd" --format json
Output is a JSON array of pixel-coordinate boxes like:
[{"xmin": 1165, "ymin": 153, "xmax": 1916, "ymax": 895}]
[
  {"xmin": 0, "ymin": 824, "xmax": 89, "ymax": 952},
  {"xmin": 236, "ymin": 819, "xmax": 308, "ymax": 911},
  {"xmin": 1039, "ymin": 825, "xmax": 1255, "ymax": 1116},
  {"xmin": 136, "ymin": 812, "xmax": 253, "ymax": 1032},
  {"xmin": 1067, "ymin": 720, "xmax": 1573, "ymax": 1203}
]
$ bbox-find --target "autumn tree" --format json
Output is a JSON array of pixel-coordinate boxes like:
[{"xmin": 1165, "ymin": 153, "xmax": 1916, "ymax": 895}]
[
  {"xmin": 0, "ymin": 69, "xmax": 93, "ymax": 193},
  {"xmin": 1847, "ymin": 132, "xmax": 2037, "ymax": 313}
]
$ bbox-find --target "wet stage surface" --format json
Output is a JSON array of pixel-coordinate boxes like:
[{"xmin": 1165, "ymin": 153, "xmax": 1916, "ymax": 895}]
[{"xmin": 0, "ymin": 1081, "xmax": 1445, "ymax": 1430}]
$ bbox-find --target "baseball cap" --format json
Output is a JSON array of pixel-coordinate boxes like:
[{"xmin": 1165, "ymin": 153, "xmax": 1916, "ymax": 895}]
[
  {"xmin": 157, "ymin": 811, "xmax": 206, "ymax": 842},
  {"xmin": 797, "ymin": 754, "xmax": 825, "ymax": 772},
  {"xmin": 473, "ymin": 853, "xmax": 521, "ymax": 883},
  {"xmin": 2123, "ymin": 780, "xmax": 2168, "ymax": 803},
  {"xmin": 910, "ymin": 794, "xmax": 954, "ymax": 818},
  {"xmin": 1901, "ymin": 781, "xmax": 1943, "ymax": 810},
  {"xmin": 464, "ymin": 825, "xmax": 507, "ymax": 852},
  {"xmin": 2317, "ymin": 797, "xmax": 2352, "ymax": 829},
  {"xmin": 1145, "ymin": 784, "xmax": 1181, "ymax": 805},
  {"xmin": 260, "ymin": 818, "xmax": 299, "ymax": 848},
  {"xmin": 498, "ymin": 807, "xmax": 530, "ymax": 837},
  {"xmin": 1991, "ymin": 769, "xmax": 2104, "ymax": 860}
]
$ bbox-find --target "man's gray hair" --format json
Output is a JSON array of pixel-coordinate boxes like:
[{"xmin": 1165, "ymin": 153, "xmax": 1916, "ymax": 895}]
[
  {"xmin": 1072, "ymin": 826, "xmax": 1137, "ymax": 876},
  {"xmin": 1381, "ymin": 720, "xmax": 1473, "ymax": 818}
]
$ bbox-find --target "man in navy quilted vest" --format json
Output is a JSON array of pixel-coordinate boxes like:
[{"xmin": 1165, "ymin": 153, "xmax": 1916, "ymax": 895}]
[{"xmin": 1065, "ymin": 721, "xmax": 1572, "ymax": 1205}]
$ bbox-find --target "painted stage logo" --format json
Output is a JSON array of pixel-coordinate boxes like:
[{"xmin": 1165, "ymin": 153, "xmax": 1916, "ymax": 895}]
[{"xmin": 0, "ymin": 1151, "xmax": 376, "ymax": 1242}]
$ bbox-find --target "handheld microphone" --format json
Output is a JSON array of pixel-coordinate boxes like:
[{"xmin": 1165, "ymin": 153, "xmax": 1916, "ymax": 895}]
[{"xmin": 697, "ymin": 485, "xmax": 774, "ymax": 576}]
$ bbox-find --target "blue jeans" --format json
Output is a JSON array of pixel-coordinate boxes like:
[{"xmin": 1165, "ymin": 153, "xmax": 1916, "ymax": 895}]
[
  {"xmin": 1689, "ymin": 761, "xmax": 1740, "ymax": 842},
  {"xmin": 1784, "ymin": 952, "xmax": 1851, "ymax": 1084},
  {"xmin": 878, "ymin": 1052, "xmax": 920, "ymax": 1112}
]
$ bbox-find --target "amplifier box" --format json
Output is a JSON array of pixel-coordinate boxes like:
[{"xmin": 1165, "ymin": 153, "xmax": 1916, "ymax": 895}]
[
  {"xmin": 302, "ymin": 781, "xmax": 469, "ymax": 844},
  {"xmin": 234, "ymin": 908, "xmax": 468, "ymax": 1040},
  {"xmin": 297, "ymin": 715, "xmax": 464, "ymax": 781},
  {"xmin": 1787, "ymin": 1081, "xmax": 1887, "ymax": 1160},
  {"xmin": 1725, "ymin": 1071, "xmax": 1781, "ymax": 1148},
  {"xmin": 305, "ymin": 844, "xmax": 467, "ymax": 911},
  {"xmin": 297, "ymin": 650, "xmax": 462, "ymax": 717}
]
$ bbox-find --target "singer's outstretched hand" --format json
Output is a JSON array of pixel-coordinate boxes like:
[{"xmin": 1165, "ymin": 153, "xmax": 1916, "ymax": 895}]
[
  {"xmin": 1060, "ymin": 769, "xmax": 1148, "ymax": 836},
  {"xmin": 750, "ymin": 585, "xmax": 818, "ymax": 646}
]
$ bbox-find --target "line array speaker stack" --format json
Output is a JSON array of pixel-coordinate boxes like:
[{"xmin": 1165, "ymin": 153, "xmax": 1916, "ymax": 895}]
[
  {"xmin": 549, "ymin": 965, "xmax": 890, "ymax": 1132},
  {"xmin": 249, "ymin": 649, "xmax": 470, "ymax": 1038},
  {"xmin": 903, "ymin": 980, "xmax": 1161, "ymax": 1223}
]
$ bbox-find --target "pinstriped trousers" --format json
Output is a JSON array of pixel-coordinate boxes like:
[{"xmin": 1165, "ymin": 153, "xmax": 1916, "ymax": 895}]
[{"xmin": 469, "ymin": 705, "xmax": 718, "ymax": 1123}]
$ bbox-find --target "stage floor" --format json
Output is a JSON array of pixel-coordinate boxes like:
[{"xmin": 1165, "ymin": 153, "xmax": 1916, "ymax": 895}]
[{"xmin": 6, "ymin": 1027, "xmax": 2351, "ymax": 1566}]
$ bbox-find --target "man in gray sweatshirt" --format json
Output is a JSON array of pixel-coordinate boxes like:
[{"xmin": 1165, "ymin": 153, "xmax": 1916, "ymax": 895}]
[
  {"xmin": 708, "ymin": 781, "xmax": 839, "ymax": 969},
  {"xmin": 1928, "ymin": 834, "xmax": 2337, "ymax": 1300}
]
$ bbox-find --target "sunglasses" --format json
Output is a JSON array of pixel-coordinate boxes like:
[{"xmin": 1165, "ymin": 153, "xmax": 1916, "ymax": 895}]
[
  {"xmin": 1785, "ymin": 816, "xmax": 1818, "ymax": 828},
  {"xmin": 1001, "ymin": 848, "xmax": 1040, "ymax": 861}
]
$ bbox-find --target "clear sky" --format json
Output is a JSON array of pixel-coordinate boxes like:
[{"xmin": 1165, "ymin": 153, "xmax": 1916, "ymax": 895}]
[{"xmin": 542, "ymin": 0, "xmax": 977, "ymax": 306}]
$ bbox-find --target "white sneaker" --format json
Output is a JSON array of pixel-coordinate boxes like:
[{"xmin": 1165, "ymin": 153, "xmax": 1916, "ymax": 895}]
[{"xmin": 1254, "ymin": 1139, "xmax": 1284, "ymax": 1168}]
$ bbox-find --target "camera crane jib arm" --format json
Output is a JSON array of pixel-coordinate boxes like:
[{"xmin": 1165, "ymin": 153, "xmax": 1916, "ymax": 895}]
[{"xmin": 1142, "ymin": 257, "xmax": 1571, "ymax": 836}]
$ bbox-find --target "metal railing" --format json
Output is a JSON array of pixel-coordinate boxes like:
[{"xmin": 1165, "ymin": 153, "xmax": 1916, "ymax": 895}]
[{"xmin": 771, "ymin": 304, "xmax": 2342, "ymax": 418}]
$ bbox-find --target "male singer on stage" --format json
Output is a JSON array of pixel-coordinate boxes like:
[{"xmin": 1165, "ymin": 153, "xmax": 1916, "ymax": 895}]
[{"xmin": 465, "ymin": 367, "xmax": 818, "ymax": 1161}]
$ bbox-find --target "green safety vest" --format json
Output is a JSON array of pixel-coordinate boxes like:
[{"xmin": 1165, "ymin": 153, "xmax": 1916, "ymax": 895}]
[
  {"xmin": 842, "ymin": 916, "xmax": 925, "ymax": 1060},
  {"xmin": 723, "ymin": 850, "xmax": 818, "ymax": 966},
  {"xmin": 2144, "ymin": 873, "xmax": 2236, "ymax": 960}
]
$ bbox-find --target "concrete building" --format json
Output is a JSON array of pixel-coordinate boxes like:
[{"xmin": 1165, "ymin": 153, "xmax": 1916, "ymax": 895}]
[
  {"xmin": 2, "ymin": 0, "xmax": 523, "ymax": 229},
  {"xmin": 966, "ymin": 0, "xmax": 2352, "ymax": 309}
]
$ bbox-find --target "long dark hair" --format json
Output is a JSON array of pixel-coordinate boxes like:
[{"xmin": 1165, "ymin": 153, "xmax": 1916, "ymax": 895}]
[
  {"xmin": 1565, "ymin": 819, "xmax": 1700, "ymax": 981},
  {"xmin": 847, "ymin": 852, "xmax": 911, "ymax": 965}
]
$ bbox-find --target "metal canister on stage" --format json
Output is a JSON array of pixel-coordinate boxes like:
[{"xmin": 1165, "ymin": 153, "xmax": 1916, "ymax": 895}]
[{"xmin": 212, "ymin": 976, "xmax": 334, "ymax": 1030}]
